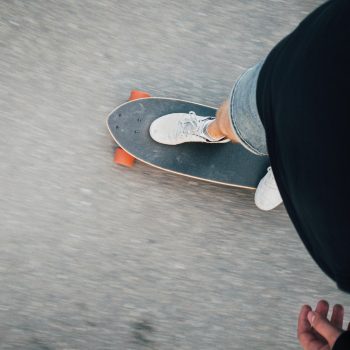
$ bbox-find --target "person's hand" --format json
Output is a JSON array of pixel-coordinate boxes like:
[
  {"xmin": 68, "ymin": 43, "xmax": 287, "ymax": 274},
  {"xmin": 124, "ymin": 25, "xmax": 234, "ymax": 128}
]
[{"xmin": 298, "ymin": 300, "xmax": 350, "ymax": 350}]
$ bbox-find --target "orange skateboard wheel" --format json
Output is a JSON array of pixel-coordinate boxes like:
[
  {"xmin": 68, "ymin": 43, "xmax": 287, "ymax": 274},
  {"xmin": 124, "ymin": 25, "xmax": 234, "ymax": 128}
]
[
  {"xmin": 114, "ymin": 147, "xmax": 135, "ymax": 167},
  {"xmin": 128, "ymin": 90, "xmax": 151, "ymax": 101}
]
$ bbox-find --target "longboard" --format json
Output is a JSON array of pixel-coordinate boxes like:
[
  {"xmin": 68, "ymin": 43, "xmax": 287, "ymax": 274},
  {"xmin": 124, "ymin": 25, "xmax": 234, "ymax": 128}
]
[{"xmin": 107, "ymin": 92, "xmax": 270, "ymax": 189}]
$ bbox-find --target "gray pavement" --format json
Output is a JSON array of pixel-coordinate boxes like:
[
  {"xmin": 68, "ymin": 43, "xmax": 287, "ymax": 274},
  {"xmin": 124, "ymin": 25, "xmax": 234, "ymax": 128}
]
[{"xmin": 1, "ymin": 1, "xmax": 349, "ymax": 349}]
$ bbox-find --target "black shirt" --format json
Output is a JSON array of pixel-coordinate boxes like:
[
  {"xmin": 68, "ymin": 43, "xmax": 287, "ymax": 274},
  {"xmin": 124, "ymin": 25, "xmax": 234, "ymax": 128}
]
[
  {"xmin": 334, "ymin": 331, "xmax": 350, "ymax": 350},
  {"xmin": 257, "ymin": 0, "xmax": 350, "ymax": 293}
]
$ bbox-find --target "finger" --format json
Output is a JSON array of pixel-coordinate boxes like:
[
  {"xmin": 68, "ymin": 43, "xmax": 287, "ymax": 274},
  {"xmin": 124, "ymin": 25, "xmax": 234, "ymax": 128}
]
[
  {"xmin": 330, "ymin": 304, "xmax": 344, "ymax": 329},
  {"xmin": 315, "ymin": 300, "xmax": 329, "ymax": 319},
  {"xmin": 308, "ymin": 311, "xmax": 342, "ymax": 348},
  {"xmin": 298, "ymin": 305, "xmax": 313, "ymax": 334},
  {"xmin": 298, "ymin": 305, "xmax": 315, "ymax": 347}
]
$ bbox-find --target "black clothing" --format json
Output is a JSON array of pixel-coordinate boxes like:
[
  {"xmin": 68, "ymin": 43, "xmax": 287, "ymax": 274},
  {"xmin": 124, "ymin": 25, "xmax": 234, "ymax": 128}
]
[
  {"xmin": 257, "ymin": 0, "xmax": 350, "ymax": 293},
  {"xmin": 334, "ymin": 331, "xmax": 350, "ymax": 350}
]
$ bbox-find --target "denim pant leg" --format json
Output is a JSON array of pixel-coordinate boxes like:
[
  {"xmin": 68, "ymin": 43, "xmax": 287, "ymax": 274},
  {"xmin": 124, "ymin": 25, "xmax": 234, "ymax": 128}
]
[{"xmin": 228, "ymin": 60, "xmax": 268, "ymax": 156}]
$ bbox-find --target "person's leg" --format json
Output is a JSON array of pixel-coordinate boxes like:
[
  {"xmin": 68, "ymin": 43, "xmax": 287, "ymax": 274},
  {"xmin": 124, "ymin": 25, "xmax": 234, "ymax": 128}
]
[
  {"xmin": 207, "ymin": 100, "xmax": 241, "ymax": 143},
  {"xmin": 150, "ymin": 61, "xmax": 267, "ymax": 151},
  {"xmin": 149, "ymin": 59, "xmax": 282, "ymax": 209},
  {"xmin": 211, "ymin": 63, "xmax": 282, "ymax": 211}
]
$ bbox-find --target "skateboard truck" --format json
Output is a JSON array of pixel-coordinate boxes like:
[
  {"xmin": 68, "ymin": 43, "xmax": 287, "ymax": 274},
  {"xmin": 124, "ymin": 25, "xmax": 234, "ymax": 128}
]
[{"xmin": 113, "ymin": 90, "xmax": 151, "ymax": 167}]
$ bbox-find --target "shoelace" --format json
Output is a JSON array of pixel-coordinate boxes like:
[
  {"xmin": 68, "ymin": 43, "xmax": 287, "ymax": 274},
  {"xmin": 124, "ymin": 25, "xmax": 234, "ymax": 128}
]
[{"xmin": 176, "ymin": 111, "xmax": 207, "ymax": 139}]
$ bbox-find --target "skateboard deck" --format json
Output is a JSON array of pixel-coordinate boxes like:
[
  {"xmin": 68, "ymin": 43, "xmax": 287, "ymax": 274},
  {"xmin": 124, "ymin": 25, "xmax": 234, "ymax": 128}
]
[{"xmin": 107, "ymin": 96, "xmax": 270, "ymax": 189}]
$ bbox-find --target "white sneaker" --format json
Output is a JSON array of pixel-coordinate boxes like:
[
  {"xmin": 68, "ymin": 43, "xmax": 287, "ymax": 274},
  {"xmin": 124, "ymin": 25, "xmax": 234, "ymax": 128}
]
[
  {"xmin": 255, "ymin": 166, "xmax": 283, "ymax": 211},
  {"xmin": 149, "ymin": 111, "xmax": 230, "ymax": 145}
]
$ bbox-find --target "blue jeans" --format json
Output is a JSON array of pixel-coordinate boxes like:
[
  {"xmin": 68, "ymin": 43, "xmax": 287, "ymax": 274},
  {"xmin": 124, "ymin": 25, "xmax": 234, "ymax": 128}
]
[{"xmin": 228, "ymin": 60, "xmax": 268, "ymax": 156}]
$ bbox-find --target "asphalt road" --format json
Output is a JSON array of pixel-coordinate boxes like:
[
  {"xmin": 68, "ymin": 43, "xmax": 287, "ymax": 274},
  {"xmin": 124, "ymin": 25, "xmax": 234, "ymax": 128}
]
[{"xmin": 1, "ymin": 1, "xmax": 348, "ymax": 349}]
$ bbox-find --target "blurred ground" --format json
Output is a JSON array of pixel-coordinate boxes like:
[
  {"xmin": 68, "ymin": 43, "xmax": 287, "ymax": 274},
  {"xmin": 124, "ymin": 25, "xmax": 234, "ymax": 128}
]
[{"xmin": 1, "ymin": 1, "xmax": 348, "ymax": 349}]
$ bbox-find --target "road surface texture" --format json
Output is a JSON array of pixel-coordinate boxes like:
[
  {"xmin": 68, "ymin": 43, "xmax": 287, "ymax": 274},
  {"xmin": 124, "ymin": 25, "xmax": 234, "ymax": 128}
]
[{"xmin": 1, "ymin": 1, "xmax": 348, "ymax": 349}]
